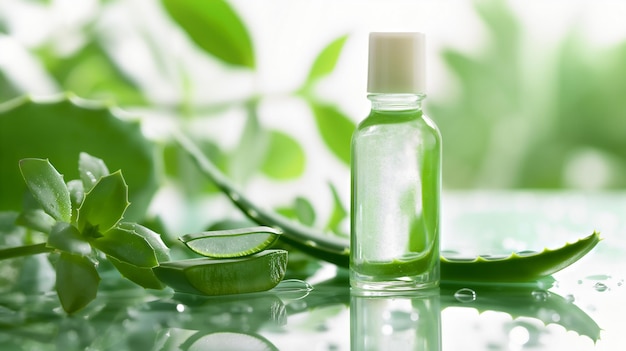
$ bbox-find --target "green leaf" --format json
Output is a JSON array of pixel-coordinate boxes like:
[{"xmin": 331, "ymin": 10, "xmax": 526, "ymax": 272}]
[
  {"xmin": 306, "ymin": 35, "xmax": 348, "ymax": 84},
  {"xmin": 66, "ymin": 179, "xmax": 84, "ymax": 223},
  {"xmin": 229, "ymin": 103, "xmax": 267, "ymax": 183},
  {"xmin": 78, "ymin": 152, "xmax": 109, "ymax": 192},
  {"xmin": 107, "ymin": 255, "xmax": 166, "ymax": 290},
  {"xmin": 19, "ymin": 158, "xmax": 72, "ymax": 222},
  {"xmin": 55, "ymin": 253, "xmax": 100, "ymax": 314},
  {"xmin": 16, "ymin": 209, "xmax": 55, "ymax": 234},
  {"xmin": 260, "ymin": 130, "xmax": 306, "ymax": 180},
  {"xmin": 117, "ymin": 222, "xmax": 170, "ymax": 262},
  {"xmin": 325, "ymin": 182, "xmax": 348, "ymax": 237},
  {"xmin": 161, "ymin": 0, "xmax": 255, "ymax": 68},
  {"xmin": 293, "ymin": 197, "xmax": 315, "ymax": 226},
  {"xmin": 0, "ymin": 96, "xmax": 157, "ymax": 221},
  {"xmin": 35, "ymin": 41, "xmax": 147, "ymax": 105},
  {"xmin": 309, "ymin": 102, "xmax": 355, "ymax": 165},
  {"xmin": 48, "ymin": 222, "xmax": 91, "ymax": 255},
  {"xmin": 77, "ymin": 171, "xmax": 129, "ymax": 234},
  {"xmin": 91, "ymin": 226, "xmax": 159, "ymax": 268}
]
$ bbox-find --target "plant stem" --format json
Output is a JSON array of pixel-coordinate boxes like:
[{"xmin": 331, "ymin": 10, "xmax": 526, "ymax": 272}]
[{"xmin": 0, "ymin": 243, "xmax": 53, "ymax": 260}]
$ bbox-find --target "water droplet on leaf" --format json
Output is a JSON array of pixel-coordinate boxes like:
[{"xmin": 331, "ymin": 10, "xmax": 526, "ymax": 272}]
[{"xmin": 531, "ymin": 290, "xmax": 550, "ymax": 302}]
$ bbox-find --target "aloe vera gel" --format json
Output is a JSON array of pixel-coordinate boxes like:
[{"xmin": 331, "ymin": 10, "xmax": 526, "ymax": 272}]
[{"xmin": 351, "ymin": 32, "xmax": 441, "ymax": 292}]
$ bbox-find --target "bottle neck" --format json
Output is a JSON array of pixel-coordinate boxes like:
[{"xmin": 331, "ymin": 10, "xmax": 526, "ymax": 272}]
[{"xmin": 368, "ymin": 93, "xmax": 425, "ymax": 112}]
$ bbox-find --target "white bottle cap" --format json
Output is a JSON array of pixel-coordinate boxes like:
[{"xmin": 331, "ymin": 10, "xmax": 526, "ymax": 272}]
[{"xmin": 367, "ymin": 32, "xmax": 426, "ymax": 94}]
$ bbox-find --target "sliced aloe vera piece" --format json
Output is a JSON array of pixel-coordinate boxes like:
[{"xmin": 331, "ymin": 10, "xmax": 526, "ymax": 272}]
[
  {"xmin": 153, "ymin": 249, "xmax": 287, "ymax": 296},
  {"xmin": 179, "ymin": 226, "xmax": 281, "ymax": 258}
]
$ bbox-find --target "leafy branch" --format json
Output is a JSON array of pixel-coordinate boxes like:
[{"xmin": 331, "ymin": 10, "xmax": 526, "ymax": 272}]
[{"xmin": 0, "ymin": 153, "xmax": 170, "ymax": 313}]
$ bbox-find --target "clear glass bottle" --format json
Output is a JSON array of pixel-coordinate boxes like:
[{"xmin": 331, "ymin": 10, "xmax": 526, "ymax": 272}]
[{"xmin": 350, "ymin": 32, "xmax": 441, "ymax": 292}]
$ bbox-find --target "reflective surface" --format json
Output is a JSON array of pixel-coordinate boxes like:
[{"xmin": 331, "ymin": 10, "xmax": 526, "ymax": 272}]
[{"xmin": 1, "ymin": 191, "xmax": 625, "ymax": 350}]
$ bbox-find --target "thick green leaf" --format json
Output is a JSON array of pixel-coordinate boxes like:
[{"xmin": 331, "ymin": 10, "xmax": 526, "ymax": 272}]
[
  {"xmin": 107, "ymin": 255, "xmax": 166, "ymax": 290},
  {"xmin": 260, "ymin": 130, "xmax": 306, "ymax": 180},
  {"xmin": 0, "ymin": 95, "xmax": 157, "ymax": 221},
  {"xmin": 161, "ymin": 0, "xmax": 255, "ymax": 68},
  {"xmin": 77, "ymin": 171, "xmax": 129, "ymax": 234},
  {"xmin": 91, "ymin": 227, "xmax": 159, "ymax": 268},
  {"xmin": 19, "ymin": 158, "xmax": 72, "ymax": 222},
  {"xmin": 117, "ymin": 222, "xmax": 170, "ymax": 262},
  {"xmin": 55, "ymin": 253, "xmax": 100, "ymax": 314},
  {"xmin": 16, "ymin": 209, "xmax": 56, "ymax": 234},
  {"xmin": 48, "ymin": 222, "xmax": 91, "ymax": 255},
  {"xmin": 78, "ymin": 152, "xmax": 109, "ymax": 192},
  {"xmin": 66, "ymin": 179, "xmax": 84, "ymax": 223},
  {"xmin": 306, "ymin": 35, "xmax": 348, "ymax": 84},
  {"xmin": 309, "ymin": 102, "xmax": 355, "ymax": 165}
]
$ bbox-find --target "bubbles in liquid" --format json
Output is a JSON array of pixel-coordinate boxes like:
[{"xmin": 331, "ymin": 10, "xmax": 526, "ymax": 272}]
[
  {"xmin": 594, "ymin": 282, "xmax": 608, "ymax": 292},
  {"xmin": 531, "ymin": 290, "xmax": 550, "ymax": 302},
  {"xmin": 454, "ymin": 288, "xmax": 477, "ymax": 303}
]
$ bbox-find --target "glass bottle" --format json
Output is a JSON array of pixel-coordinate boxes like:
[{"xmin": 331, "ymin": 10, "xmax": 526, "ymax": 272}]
[{"xmin": 350, "ymin": 32, "xmax": 441, "ymax": 292}]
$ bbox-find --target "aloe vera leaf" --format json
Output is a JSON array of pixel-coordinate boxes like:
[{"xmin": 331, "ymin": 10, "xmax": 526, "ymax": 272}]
[
  {"xmin": 440, "ymin": 232, "xmax": 601, "ymax": 282},
  {"xmin": 175, "ymin": 133, "xmax": 601, "ymax": 282},
  {"xmin": 179, "ymin": 226, "xmax": 281, "ymax": 258},
  {"xmin": 153, "ymin": 250, "xmax": 287, "ymax": 296}
]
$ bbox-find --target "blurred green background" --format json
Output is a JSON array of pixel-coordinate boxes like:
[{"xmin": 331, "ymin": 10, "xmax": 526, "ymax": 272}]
[{"xmin": 1, "ymin": 0, "xmax": 625, "ymax": 236}]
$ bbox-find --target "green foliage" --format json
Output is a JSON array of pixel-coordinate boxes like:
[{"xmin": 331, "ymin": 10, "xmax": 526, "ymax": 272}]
[
  {"xmin": 19, "ymin": 158, "xmax": 72, "ymax": 223},
  {"xmin": 55, "ymin": 252, "xmax": 100, "ymax": 314},
  {"xmin": 260, "ymin": 131, "xmax": 306, "ymax": 180},
  {"xmin": 35, "ymin": 42, "xmax": 147, "ymax": 105},
  {"xmin": 161, "ymin": 0, "xmax": 255, "ymax": 68},
  {"xmin": 0, "ymin": 95, "xmax": 157, "ymax": 221},
  {"xmin": 1, "ymin": 154, "xmax": 170, "ymax": 313},
  {"xmin": 310, "ymin": 102, "xmax": 354, "ymax": 165},
  {"xmin": 429, "ymin": 0, "xmax": 626, "ymax": 189},
  {"xmin": 305, "ymin": 35, "xmax": 349, "ymax": 85}
]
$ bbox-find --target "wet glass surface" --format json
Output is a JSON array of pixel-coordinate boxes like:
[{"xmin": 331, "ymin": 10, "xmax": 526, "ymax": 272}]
[{"xmin": 1, "ymin": 191, "xmax": 625, "ymax": 350}]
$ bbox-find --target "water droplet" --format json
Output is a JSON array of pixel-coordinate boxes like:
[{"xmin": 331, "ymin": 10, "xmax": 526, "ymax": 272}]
[
  {"xmin": 532, "ymin": 290, "xmax": 550, "ymax": 302},
  {"xmin": 565, "ymin": 294, "xmax": 575, "ymax": 303},
  {"xmin": 176, "ymin": 304, "xmax": 185, "ymax": 313},
  {"xmin": 454, "ymin": 288, "xmax": 476, "ymax": 303},
  {"xmin": 229, "ymin": 191, "xmax": 240, "ymax": 201},
  {"xmin": 617, "ymin": 280, "xmax": 623, "ymax": 287},
  {"xmin": 271, "ymin": 279, "xmax": 313, "ymax": 300},
  {"xmin": 247, "ymin": 209, "xmax": 258, "ymax": 218},
  {"xmin": 594, "ymin": 282, "xmax": 608, "ymax": 292}
]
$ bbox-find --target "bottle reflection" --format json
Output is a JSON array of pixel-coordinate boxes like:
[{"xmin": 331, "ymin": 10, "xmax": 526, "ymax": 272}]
[{"xmin": 351, "ymin": 292, "xmax": 441, "ymax": 351}]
